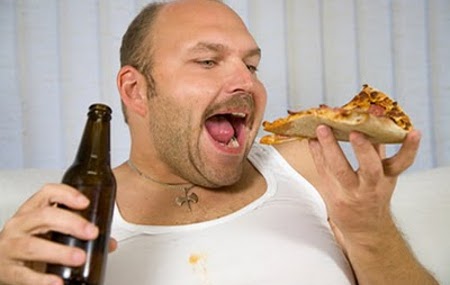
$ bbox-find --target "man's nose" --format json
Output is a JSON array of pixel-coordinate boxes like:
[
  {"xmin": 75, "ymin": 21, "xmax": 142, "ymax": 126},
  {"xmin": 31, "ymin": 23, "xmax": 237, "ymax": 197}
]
[{"xmin": 223, "ymin": 61, "xmax": 255, "ymax": 94}]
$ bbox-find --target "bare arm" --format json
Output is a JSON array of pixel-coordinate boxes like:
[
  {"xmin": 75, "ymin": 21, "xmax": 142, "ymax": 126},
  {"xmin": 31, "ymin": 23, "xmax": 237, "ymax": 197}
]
[{"xmin": 332, "ymin": 218, "xmax": 438, "ymax": 285}]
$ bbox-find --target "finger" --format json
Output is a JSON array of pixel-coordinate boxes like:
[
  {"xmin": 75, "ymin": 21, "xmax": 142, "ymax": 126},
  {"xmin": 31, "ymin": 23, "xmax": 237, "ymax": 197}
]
[
  {"xmin": 109, "ymin": 237, "xmax": 118, "ymax": 253},
  {"xmin": 383, "ymin": 129, "xmax": 421, "ymax": 177},
  {"xmin": 349, "ymin": 132, "xmax": 384, "ymax": 185},
  {"xmin": 17, "ymin": 183, "xmax": 90, "ymax": 215},
  {"xmin": 308, "ymin": 139, "xmax": 326, "ymax": 177},
  {"xmin": 5, "ymin": 207, "xmax": 98, "ymax": 240},
  {"xmin": 315, "ymin": 125, "xmax": 356, "ymax": 185},
  {"xmin": 370, "ymin": 142, "xmax": 386, "ymax": 159},
  {"xmin": 6, "ymin": 236, "xmax": 86, "ymax": 267},
  {"xmin": 376, "ymin": 143, "xmax": 386, "ymax": 159},
  {"xmin": 1, "ymin": 264, "xmax": 63, "ymax": 285}
]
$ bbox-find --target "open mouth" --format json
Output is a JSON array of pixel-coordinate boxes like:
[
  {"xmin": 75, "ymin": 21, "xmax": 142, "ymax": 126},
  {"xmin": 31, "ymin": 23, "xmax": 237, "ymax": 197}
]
[{"xmin": 205, "ymin": 112, "xmax": 248, "ymax": 149}]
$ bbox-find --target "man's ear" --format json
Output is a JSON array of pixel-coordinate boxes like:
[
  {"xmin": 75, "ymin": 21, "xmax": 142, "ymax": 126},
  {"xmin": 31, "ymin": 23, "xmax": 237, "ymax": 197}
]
[{"xmin": 117, "ymin": 65, "xmax": 149, "ymax": 117}]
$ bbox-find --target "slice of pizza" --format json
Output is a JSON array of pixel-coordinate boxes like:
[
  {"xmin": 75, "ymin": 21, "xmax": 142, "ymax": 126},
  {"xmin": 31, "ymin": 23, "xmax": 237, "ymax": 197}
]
[{"xmin": 260, "ymin": 84, "xmax": 413, "ymax": 144}]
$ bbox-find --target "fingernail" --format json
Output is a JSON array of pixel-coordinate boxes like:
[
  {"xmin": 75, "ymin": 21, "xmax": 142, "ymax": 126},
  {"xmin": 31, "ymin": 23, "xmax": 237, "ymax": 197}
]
[
  {"xmin": 317, "ymin": 125, "xmax": 329, "ymax": 137},
  {"xmin": 72, "ymin": 249, "xmax": 85, "ymax": 264},
  {"xmin": 76, "ymin": 195, "xmax": 89, "ymax": 206},
  {"xmin": 49, "ymin": 278, "xmax": 62, "ymax": 285},
  {"xmin": 85, "ymin": 223, "xmax": 98, "ymax": 237}
]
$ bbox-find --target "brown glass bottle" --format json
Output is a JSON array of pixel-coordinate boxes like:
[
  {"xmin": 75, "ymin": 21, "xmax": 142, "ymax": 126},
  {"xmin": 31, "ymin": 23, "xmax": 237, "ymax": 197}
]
[{"xmin": 46, "ymin": 104, "xmax": 116, "ymax": 285}]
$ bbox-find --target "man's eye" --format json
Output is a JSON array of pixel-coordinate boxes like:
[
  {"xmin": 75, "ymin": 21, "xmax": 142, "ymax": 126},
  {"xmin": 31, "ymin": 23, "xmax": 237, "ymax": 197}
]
[
  {"xmin": 198, "ymin": 60, "xmax": 216, "ymax": 68},
  {"xmin": 246, "ymin": 65, "xmax": 258, "ymax": 73}
]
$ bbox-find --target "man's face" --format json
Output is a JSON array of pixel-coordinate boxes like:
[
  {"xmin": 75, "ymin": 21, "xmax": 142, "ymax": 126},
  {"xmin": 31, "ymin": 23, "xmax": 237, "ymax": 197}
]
[{"xmin": 145, "ymin": 0, "xmax": 267, "ymax": 188}]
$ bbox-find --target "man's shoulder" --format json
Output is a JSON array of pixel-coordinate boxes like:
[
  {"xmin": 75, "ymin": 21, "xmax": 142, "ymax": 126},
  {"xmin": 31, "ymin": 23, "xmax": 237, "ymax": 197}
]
[{"xmin": 255, "ymin": 139, "xmax": 319, "ymax": 188}]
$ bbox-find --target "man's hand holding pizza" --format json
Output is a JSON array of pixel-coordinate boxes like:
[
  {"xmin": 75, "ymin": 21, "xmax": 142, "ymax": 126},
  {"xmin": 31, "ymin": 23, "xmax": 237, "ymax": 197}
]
[
  {"xmin": 308, "ymin": 126, "xmax": 432, "ymax": 284},
  {"xmin": 309, "ymin": 124, "xmax": 419, "ymax": 239}
]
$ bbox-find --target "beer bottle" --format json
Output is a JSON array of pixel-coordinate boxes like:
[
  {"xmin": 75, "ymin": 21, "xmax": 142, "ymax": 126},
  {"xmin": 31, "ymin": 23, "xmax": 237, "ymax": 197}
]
[{"xmin": 46, "ymin": 104, "xmax": 116, "ymax": 285}]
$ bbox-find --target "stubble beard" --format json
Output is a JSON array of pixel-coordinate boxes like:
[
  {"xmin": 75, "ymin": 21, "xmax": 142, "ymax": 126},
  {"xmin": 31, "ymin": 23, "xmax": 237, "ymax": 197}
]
[{"xmin": 147, "ymin": 86, "xmax": 250, "ymax": 189}]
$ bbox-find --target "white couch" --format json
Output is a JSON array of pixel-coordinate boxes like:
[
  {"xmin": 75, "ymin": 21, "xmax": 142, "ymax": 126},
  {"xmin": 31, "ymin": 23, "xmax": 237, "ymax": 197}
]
[{"xmin": 1, "ymin": 167, "xmax": 449, "ymax": 284}]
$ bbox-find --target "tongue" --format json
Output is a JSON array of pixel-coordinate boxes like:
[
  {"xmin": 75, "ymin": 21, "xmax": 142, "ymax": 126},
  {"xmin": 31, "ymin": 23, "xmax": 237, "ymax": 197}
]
[{"xmin": 205, "ymin": 115, "xmax": 235, "ymax": 143}]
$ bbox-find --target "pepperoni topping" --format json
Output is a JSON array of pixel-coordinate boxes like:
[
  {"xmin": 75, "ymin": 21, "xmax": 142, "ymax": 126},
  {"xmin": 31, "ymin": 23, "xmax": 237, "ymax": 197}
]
[{"xmin": 368, "ymin": 104, "xmax": 386, "ymax": 117}]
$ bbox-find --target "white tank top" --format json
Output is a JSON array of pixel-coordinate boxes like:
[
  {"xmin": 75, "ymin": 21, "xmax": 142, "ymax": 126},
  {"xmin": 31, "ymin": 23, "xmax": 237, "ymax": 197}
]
[{"xmin": 105, "ymin": 143, "xmax": 356, "ymax": 285}]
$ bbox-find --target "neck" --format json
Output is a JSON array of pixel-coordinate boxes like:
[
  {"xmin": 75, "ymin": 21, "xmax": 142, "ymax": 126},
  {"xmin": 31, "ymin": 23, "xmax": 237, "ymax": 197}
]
[
  {"xmin": 127, "ymin": 159, "xmax": 199, "ymax": 211},
  {"xmin": 113, "ymin": 158, "xmax": 267, "ymax": 225},
  {"xmin": 127, "ymin": 159, "xmax": 193, "ymax": 189}
]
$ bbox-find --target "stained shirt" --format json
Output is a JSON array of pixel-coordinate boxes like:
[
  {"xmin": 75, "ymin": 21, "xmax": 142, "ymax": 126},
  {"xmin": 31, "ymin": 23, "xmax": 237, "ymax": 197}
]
[{"xmin": 104, "ymin": 143, "xmax": 356, "ymax": 285}]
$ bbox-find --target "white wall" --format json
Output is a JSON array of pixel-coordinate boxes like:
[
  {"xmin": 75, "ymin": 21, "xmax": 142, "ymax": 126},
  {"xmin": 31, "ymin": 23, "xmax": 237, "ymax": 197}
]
[{"xmin": 1, "ymin": 0, "xmax": 449, "ymax": 172}]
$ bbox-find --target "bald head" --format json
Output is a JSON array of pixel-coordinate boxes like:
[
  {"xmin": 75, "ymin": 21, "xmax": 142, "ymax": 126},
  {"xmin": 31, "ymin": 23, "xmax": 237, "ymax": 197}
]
[
  {"xmin": 118, "ymin": 0, "xmax": 256, "ymax": 122},
  {"xmin": 120, "ymin": 0, "xmax": 246, "ymax": 75}
]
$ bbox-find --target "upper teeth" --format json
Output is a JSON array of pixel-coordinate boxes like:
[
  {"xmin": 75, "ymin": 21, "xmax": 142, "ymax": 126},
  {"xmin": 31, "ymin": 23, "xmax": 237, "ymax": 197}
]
[{"xmin": 231, "ymin": 112, "xmax": 246, "ymax": 118}]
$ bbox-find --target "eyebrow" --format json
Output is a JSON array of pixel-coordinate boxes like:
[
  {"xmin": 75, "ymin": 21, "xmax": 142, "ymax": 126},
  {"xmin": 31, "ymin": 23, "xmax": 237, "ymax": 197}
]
[{"xmin": 187, "ymin": 42, "xmax": 261, "ymax": 58}]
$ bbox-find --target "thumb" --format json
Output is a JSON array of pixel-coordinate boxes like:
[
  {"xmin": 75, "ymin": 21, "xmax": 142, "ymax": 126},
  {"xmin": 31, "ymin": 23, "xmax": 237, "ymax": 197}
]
[{"xmin": 108, "ymin": 237, "xmax": 118, "ymax": 253}]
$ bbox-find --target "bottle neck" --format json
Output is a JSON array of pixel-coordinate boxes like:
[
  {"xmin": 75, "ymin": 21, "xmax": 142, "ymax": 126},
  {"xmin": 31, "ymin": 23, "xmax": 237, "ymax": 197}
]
[{"xmin": 73, "ymin": 107, "xmax": 112, "ymax": 171}]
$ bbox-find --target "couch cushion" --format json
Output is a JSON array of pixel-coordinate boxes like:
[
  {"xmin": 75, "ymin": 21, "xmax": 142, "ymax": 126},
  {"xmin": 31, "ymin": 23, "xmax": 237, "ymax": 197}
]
[
  {"xmin": 0, "ymin": 169, "xmax": 63, "ymax": 226},
  {"xmin": 392, "ymin": 166, "xmax": 450, "ymax": 284}
]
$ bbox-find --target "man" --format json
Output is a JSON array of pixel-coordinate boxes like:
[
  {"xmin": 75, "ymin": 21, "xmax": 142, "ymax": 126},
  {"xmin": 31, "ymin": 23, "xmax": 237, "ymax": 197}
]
[{"xmin": 0, "ymin": 0, "xmax": 438, "ymax": 284}]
